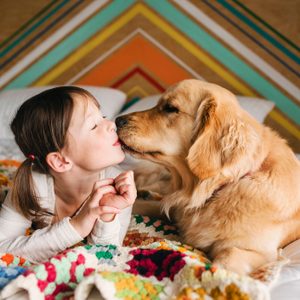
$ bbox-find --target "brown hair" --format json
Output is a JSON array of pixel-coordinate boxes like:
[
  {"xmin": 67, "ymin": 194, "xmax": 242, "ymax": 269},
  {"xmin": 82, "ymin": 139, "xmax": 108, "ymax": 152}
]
[{"xmin": 10, "ymin": 86, "xmax": 99, "ymax": 226}]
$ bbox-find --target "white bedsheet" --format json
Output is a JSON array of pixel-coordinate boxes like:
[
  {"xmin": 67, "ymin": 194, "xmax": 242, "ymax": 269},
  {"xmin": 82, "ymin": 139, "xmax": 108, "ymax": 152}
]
[{"xmin": 270, "ymin": 239, "xmax": 300, "ymax": 299}]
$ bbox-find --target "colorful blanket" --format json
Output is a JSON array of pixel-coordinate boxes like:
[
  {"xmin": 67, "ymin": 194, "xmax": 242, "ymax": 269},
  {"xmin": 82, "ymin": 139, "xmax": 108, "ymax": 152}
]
[
  {"xmin": 0, "ymin": 214, "xmax": 288, "ymax": 300},
  {"xmin": 0, "ymin": 160, "xmax": 287, "ymax": 300}
]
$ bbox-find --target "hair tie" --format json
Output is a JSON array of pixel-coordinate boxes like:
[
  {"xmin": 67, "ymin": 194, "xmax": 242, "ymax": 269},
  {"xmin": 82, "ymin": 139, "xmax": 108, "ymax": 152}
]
[{"xmin": 28, "ymin": 154, "xmax": 35, "ymax": 161}]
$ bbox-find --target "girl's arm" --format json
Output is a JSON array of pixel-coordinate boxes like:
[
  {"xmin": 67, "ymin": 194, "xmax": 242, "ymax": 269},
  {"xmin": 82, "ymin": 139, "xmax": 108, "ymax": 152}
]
[
  {"xmin": 87, "ymin": 215, "xmax": 121, "ymax": 246},
  {"xmin": 0, "ymin": 195, "xmax": 82, "ymax": 263},
  {"xmin": 104, "ymin": 167, "xmax": 135, "ymax": 242}
]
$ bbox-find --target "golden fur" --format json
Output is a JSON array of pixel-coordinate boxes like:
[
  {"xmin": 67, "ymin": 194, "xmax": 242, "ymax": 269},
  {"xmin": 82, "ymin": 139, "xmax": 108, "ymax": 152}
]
[{"xmin": 116, "ymin": 79, "xmax": 300, "ymax": 275}]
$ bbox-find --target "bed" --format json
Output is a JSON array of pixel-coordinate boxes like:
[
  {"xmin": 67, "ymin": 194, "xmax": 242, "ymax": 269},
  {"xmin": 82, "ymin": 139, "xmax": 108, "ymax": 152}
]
[{"xmin": 0, "ymin": 86, "xmax": 300, "ymax": 300}]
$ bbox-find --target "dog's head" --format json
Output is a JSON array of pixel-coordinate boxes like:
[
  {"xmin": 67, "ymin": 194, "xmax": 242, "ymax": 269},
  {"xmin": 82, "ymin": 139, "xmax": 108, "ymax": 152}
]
[{"xmin": 117, "ymin": 79, "xmax": 261, "ymax": 181}]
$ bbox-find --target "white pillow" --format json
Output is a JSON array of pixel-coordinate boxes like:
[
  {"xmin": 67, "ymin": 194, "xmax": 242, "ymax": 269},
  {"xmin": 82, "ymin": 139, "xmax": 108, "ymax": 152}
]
[
  {"xmin": 237, "ymin": 96, "xmax": 275, "ymax": 123},
  {"xmin": 0, "ymin": 85, "xmax": 126, "ymax": 140},
  {"xmin": 119, "ymin": 94, "xmax": 275, "ymax": 123},
  {"xmin": 118, "ymin": 95, "xmax": 160, "ymax": 116}
]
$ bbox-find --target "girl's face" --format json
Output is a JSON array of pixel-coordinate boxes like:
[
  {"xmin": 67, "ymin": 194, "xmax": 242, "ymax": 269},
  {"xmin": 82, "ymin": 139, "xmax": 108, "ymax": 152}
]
[{"xmin": 64, "ymin": 94, "xmax": 125, "ymax": 172}]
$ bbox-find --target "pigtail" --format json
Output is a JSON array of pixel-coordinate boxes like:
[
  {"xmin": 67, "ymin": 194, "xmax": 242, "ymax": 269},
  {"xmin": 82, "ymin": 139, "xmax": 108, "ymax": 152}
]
[{"xmin": 11, "ymin": 158, "xmax": 50, "ymax": 228}]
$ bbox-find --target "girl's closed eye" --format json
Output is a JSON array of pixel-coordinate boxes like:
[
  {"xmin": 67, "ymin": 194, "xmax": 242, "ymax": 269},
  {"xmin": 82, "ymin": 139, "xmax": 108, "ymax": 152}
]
[{"xmin": 91, "ymin": 115, "xmax": 107, "ymax": 130}]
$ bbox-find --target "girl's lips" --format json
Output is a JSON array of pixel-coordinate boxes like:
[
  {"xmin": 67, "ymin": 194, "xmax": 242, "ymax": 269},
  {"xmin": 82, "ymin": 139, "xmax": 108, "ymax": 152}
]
[{"xmin": 113, "ymin": 139, "xmax": 121, "ymax": 146}]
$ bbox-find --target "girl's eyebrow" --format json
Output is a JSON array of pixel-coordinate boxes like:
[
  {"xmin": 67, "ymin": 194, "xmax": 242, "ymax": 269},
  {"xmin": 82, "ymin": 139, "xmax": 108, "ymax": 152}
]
[
  {"xmin": 84, "ymin": 114, "xmax": 93, "ymax": 122},
  {"xmin": 83, "ymin": 114, "xmax": 95, "ymax": 126},
  {"xmin": 85, "ymin": 114, "xmax": 93, "ymax": 120},
  {"xmin": 84, "ymin": 109, "xmax": 101, "ymax": 123}
]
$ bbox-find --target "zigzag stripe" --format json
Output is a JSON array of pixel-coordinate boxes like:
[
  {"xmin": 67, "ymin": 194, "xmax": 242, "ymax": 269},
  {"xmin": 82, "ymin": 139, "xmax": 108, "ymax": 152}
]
[
  {"xmin": 0, "ymin": 0, "xmax": 58, "ymax": 50},
  {"xmin": 127, "ymin": 86, "xmax": 148, "ymax": 99},
  {"xmin": 0, "ymin": 0, "xmax": 298, "ymax": 137},
  {"xmin": 67, "ymin": 29, "xmax": 204, "ymax": 85},
  {"xmin": 0, "ymin": 0, "xmax": 116, "ymax": 88},
  {"xmin": 269, "ymin": 111, "xmax": 300, "ymax": 139},
  {"xmin": 174, "ymin": 0, "xmax": 300, "ymax": 102},
  {"xmin": 75, "ymin": 35, "xmax": 191, "ymax": 87},
  {"xmin": 146, "ymin": 0, "xmax": 300, "ymax": 124},
  {"xmin": 71, "ymin": 33, "xmax": 300, "ymax": 139},
  {"xmin": 33, "ymin": 3, "xmax": 254, "ymax": 95},
  {"xmin": 232, "ymin": 0, "xmax": 299, "ymax": 52},
  {"xmin": 0, "ymin": 0, "xmax": 83, "ymax": 68},
  {"xmin": 112, "ymin": 67, "xmax": 165, "ymax": 92},
  {"xmin": 204, "ymin": 0, "xmax": 299, "ymax": 76},
  {"xmin": 217, "ymin": 0, "xmax": 300, "ymax": 63}
]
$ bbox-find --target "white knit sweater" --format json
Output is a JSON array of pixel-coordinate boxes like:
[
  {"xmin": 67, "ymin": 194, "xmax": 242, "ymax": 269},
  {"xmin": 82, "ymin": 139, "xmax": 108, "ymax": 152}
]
[{"xmin": 0, "ymin": 166, "xmax": 132, "ymax": 263}]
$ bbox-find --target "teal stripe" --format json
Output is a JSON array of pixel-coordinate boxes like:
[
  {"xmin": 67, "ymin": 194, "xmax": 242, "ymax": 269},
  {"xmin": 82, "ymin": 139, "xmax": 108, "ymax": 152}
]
[
  {"xmin": 217, "ymin": 0, "xmax": 300, "ymax": 64},
  {"xmin": 145, "ymin": 0, "xmax": 300, "ymax": 125},
  {"xmin": 0, "ymin": 0, "xmax": 58, "ymax": 50},
  {"xmin": 0, "ymin": 0, "xmax": 69, "ymax": 58},
  {"xmin": 4, "ymin": 0, "xmax": 134, "ymax": 90},
  {"xmin": 232, "ymin": 0, "xmax": 300, "ymax": 53},
  {"xmin": 121, "ymin": 97, "xmax": 141, "ymax": 111}
]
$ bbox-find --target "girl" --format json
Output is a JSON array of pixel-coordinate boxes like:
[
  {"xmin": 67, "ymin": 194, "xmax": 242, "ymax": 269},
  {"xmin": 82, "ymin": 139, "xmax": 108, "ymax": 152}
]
[{"xmin": 0, "ymin": 86, "xmax": 137, "ymax": 263}]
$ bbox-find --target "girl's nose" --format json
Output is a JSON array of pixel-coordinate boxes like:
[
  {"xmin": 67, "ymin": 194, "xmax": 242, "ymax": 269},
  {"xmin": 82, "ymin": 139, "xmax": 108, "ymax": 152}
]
[{"xmin": 107, "ymin": 119, "xmax": 117, "ymax": 132}]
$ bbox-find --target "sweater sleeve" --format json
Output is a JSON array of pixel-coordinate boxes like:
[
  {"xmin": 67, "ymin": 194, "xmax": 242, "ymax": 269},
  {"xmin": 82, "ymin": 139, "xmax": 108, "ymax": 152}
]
[
  {"xmin": 0, "ymin": 194, "xmax": 82, "ymax": 263},
  {"xmin": 87, "ymin": 215, "xmax": 121, "ymax": 246}
]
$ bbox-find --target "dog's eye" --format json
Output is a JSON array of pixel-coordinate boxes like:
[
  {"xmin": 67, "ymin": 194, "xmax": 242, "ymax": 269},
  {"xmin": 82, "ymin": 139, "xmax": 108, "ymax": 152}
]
[{"xmin": 163, "ymin": 103, "xmax": 179, "ymax": 113}]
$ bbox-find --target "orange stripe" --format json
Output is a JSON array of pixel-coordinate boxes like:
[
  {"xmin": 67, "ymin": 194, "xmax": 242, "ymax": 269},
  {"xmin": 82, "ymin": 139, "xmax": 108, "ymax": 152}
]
[{"xmin": 76, "ymin": 35, "xmax": 191, "ymax": 86}]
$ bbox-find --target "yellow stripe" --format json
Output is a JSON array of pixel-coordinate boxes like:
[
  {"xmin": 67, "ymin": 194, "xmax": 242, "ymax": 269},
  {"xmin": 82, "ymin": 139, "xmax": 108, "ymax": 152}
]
[
  {"xmin": 34, "ymin": 3, "xmax": 255, "ymax": 96},
  {"xmin": 33, "ymin": 3, "xmax": 299, "ymax": 140},
  {"xmin": 141, "ymin": 6, "xmax": 256, "ymax": 96},
  {"xmin": 269, "ymin": 110, "xmax": 300, "ymax": 139},
  {"xmin": 127, "ymin": 86, "xmax": 148, "ymax": 99},
  {"xmin": 34, "ymin": 7, "xmax": 139, "ymax": 86}
]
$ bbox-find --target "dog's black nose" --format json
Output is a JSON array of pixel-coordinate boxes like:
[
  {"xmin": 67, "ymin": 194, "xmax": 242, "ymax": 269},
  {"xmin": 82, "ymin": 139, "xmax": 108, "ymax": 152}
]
[{"xmin": 115, "ymin": 116, "xmax": 128, "ymax": 128}]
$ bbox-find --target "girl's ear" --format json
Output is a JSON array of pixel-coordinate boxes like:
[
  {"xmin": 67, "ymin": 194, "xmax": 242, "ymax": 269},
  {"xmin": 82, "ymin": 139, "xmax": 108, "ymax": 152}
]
[{"xmin": 46, "ymin": 152, "xmax": 73, "ymax": 173}]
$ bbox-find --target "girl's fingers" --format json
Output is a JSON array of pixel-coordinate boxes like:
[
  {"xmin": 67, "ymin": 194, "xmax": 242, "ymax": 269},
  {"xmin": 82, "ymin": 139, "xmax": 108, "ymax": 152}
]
[
  {"xmin": 118, "ymin": 184, "xmax": 130, "ymax": 195},
  {"xmin": 114, "ymin": 178, "xmax": 131, "ymax": 191},
  {"xmin": 118, "ymin": 184, "xmax": 137, "ymax": 204},
  {"xmin": 95, "ymin": 185, "xmax": 116, "ymax": 195},
  {"xmin": 98, "ymin": 205, "xmax": 121, "ymax": 215},
  {"xmin": 93, "ymin": 178, "xmax": 114, "ymax": 189},
  {"xmin": 89, "ymin": 185, "xmax": 116, "ymax": 206},
  {"xmin": 114, "ymin": 170, "xmax": 134, "ymax": 182}
]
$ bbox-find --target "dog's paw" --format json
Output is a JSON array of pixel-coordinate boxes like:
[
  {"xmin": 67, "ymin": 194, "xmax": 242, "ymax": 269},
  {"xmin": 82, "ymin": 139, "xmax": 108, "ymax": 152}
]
[{"xmin": 212, "ymin": 258, "xmax": 247, "ymax": 275}]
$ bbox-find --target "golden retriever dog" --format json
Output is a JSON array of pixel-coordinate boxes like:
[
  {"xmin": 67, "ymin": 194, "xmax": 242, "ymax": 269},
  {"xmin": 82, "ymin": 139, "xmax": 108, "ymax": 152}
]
[{"xmin": 116, "ymin": 79, "xmax": 300, "ymax": 275}]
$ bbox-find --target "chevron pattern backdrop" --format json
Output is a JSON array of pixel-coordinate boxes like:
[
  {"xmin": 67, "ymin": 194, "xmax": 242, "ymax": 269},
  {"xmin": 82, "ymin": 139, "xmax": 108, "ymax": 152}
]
[{"xmin": 0, "ymin": 0, "xmax": 299, "ymax": 151}]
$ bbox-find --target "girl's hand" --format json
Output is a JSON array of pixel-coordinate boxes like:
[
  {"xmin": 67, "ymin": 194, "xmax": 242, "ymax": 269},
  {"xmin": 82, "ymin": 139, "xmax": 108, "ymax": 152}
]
[
  {"xmin": 100, "ymin": 171, "xmax": 137, "ymax": 210},
  {"xmin": 114, "ymin": 170, "xmax": 137, "ymax": 206},
  {"xmin": 70, "ymin": 178, "xmax": 120, "ymax": 238}
]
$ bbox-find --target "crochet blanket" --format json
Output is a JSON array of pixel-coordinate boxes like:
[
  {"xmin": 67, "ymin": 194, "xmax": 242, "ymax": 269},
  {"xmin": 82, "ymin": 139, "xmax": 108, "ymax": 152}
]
[
  {"xmin": 0, "ymin": 161, "xmax": 287, "ymax": 300},
  {"xmin": 0, "ymin": 214, "xmax": 289, "ymax": 300}
]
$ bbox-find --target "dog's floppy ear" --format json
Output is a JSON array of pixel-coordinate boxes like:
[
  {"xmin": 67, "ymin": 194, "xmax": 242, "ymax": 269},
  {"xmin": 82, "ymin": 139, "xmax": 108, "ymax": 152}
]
[
  {"xmin": 187, "ymin": 92, "xmax": 220, "ymax": 181},
  {"xmin": 187, "ymin": 94, "xmax": 260, "ymax": 180},
  {"xmin": 190, "ymin": 92, "xmax": 216, "ymax": 144},
  {"xmin": 186, "ymin": 93, "xmax": 261, "ymax": 208}
]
